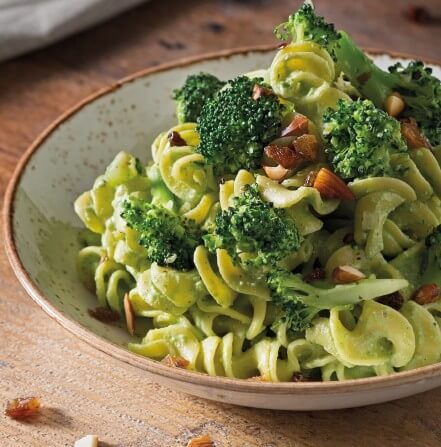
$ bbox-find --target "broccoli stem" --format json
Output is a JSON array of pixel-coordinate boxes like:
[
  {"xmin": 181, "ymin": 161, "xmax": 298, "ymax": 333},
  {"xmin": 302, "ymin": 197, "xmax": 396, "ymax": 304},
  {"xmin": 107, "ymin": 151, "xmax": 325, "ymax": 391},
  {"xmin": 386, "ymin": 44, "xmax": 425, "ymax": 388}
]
[
  {"xmin": 335, "ymin": 32, "xmax": 393, "ymax": 107},
  {"xmin": 279, "ymin": 275, "xmax": 409, "ymax": 309}
]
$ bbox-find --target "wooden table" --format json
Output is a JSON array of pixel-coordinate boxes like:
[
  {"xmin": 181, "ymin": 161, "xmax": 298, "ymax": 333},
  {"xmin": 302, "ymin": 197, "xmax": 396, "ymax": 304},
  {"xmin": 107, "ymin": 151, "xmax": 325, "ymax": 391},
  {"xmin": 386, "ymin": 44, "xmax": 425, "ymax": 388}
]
[{"xmin": 1, "ymin": 1, "xmax": 441, "ymax": 445}]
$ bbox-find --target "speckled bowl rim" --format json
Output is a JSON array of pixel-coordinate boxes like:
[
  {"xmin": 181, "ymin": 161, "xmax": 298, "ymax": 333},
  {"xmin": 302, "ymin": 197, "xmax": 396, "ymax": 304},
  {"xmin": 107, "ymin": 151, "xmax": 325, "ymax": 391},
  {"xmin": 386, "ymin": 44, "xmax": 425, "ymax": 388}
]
[{"xmin": 4, "ymin": 44, "xmax": 441, "ymax": 396}]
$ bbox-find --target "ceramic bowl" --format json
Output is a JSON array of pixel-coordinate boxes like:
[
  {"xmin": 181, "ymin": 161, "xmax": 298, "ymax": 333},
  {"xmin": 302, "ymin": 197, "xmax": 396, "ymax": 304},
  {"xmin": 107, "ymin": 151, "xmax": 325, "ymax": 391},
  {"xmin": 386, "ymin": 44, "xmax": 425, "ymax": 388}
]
[{"xmin": 4, "ymin": 46, "xmax": 441, "ymax": 410}]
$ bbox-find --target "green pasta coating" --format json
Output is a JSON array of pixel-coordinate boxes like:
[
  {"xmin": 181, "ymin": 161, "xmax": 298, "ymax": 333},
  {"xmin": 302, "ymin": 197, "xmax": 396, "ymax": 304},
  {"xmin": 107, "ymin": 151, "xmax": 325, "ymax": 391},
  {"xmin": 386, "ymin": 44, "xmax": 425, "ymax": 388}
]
[
  {"xmin": 121, "ymin": 197, "xmax": 202, "ymax": 270},
  {"xmin": 204, "ymin": 183, "xmax": 301, "ymax": 268},
  {"xmin": 421, "ymin": 225, "xmax": 441, "ymax": 286}
]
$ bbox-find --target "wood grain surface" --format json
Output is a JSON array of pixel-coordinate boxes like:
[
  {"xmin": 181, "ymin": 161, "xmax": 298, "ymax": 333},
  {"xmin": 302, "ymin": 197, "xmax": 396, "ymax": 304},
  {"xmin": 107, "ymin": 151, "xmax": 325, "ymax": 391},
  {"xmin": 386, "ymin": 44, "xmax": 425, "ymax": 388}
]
[{"xmin": 1, "ymin": 0, "xmax": 441, "ymax": 445}]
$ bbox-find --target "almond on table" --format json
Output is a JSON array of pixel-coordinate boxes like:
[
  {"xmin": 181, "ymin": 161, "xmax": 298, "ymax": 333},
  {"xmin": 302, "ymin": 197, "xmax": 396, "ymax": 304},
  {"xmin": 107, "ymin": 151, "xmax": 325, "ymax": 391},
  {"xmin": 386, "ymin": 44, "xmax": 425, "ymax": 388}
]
[
  {"xmin": 74, "ymin": 435, "xmax": 99, "ymax": 447},
  {"xmin": 186, "ymin": 435, "xmax": 214, "ymax": 447},
  {"xmin": 5, "ymin": 397, "xmax": 41, "ymax": 420}
]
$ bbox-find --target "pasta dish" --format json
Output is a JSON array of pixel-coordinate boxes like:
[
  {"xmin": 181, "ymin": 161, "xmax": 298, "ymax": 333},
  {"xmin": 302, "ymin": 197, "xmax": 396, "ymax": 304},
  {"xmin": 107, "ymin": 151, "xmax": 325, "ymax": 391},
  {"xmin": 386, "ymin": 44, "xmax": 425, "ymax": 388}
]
[{"xmin": 74, "ymin": 3, "xmax": 441, "ymax": 382}]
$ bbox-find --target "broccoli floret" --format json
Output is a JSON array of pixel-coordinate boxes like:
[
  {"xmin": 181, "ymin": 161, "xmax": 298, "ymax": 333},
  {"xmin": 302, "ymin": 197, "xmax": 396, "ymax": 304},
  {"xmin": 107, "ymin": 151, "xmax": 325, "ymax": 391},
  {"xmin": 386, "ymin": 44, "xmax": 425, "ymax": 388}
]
[
  {"xmin": 204, "ymin": 183, "xmax": 301, "ymax": 268},
  {"xmin": 197, "ymin": 76, "xmax": 284, "ymax": 175},
  {"xmin": 268, "ymin": 269, "xmax": 409, "ymax": 332},
  {"xmin": 421, "ymin": 225, "xmax": 441, "ymax": 286},
  {"xmin": 173, "ymin": 72, "xmax": 225, "ymax": 124},
  {"xmin": 387, "ymin": 62, "xmax": 441, "ymax": 146},
  {"xmin": 323, "ymin": 99, "xmax": 408, "ymax": 179},
  {"xmin": 121, "ymin": 197, "xmax": 201, "ymax": 270},
  {"xmin": 276, "ymin": 3, "xmax": 441, "ymax": 145},
  {"xmin": 275, "ymin": 3, "xmax": 340, "ymax": 58}
]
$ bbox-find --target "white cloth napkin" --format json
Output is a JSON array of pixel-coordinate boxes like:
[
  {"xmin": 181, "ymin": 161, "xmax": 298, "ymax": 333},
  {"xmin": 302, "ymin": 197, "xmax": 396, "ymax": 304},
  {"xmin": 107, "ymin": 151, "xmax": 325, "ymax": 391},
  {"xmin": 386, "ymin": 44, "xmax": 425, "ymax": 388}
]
[{"xmin": 0, "ymin": 0, "xmax": 148, "ymax": 62}]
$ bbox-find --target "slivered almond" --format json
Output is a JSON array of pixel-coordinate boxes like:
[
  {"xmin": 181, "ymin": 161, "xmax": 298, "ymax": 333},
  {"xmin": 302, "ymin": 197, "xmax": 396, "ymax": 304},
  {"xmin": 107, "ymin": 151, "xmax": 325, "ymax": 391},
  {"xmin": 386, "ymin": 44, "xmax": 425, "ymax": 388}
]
[
  {"xmin": 313, "ymin": 168, "xmax": 355, "ymax": 200},
  {"xmin": 304, "ymin": 170, "xmax": 318, "ymax": 187},
  {"xmin": 400, "ymin": 118, "xmax": 432, "ymax": 149},
  {"xmin": 293, "ymin": 134, "xmax": 319, "ymax": 161},
  {"xmin": 281, "ymin": 114, "xmax": 309, "ymax": 137},
  {"xmin": 332, "ymin": 265, "xmax": 365, "ymax": 284},
  {"xmin": 186, "ymin": 435, "xmax": 214, "ymax": 447},
  {"xmin": 252, "ymin": 84, "xmax": 273, "ymax": 100},
  {"xmin": 161, "ymin": 354, "xmax": 189, "ymax": 369},
  {"xmin": 385, "ymin": 92, "xmax": 405, "ymax": 117},
  {"xmin": 124, "ymin": 293, "xmax": 135, "ymax": 336},
  {"xmin": 413, "ymin": 284, "xmax": 440, "ymax": 305},
  {"xmin": 168, "ymin": 130, "xmax": 187, "ymax": 146},
  {"xmin": 264, "ymin": 144, "xmax": 302, "ymax": 169},
  {"xmin": 263, "ymin": 164, "xmax": 289, "ymax": 181}
]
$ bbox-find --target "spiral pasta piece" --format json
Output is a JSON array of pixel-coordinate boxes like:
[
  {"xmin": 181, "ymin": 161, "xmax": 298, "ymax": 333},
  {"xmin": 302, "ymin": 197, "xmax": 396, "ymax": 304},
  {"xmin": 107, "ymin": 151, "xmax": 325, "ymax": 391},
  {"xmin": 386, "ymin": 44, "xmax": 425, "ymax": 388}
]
[{"xmin": 269, "ymin": 41, "xmax": 350, "ymax": 124}]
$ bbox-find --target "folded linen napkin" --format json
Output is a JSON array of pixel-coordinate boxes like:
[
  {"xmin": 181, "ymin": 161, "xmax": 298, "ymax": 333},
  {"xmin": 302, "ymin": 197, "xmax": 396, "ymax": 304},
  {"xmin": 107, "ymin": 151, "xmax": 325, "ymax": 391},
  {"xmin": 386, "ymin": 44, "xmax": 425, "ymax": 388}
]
[{"xmin": 0, "ymin": 0, "xmax": 148, "ymax": 62}]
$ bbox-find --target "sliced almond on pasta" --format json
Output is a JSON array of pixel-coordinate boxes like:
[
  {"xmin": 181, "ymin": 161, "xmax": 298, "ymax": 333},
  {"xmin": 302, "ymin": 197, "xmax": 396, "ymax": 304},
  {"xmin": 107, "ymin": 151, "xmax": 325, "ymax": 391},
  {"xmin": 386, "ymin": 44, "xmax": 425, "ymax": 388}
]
[
  {"xmin": 124, "ymin": 293, "xmax": 135, "ymax": 336},
  {"xmin": 413, "ymin": 284, "xmax": 440, "ymax": 305},
  {"xmin": 332, "ymin": 265, "xmax": 366, "ymax": 284},
  {"xmin": 313, "ymin": 168, "xmax": 355, "ymax": 200}
]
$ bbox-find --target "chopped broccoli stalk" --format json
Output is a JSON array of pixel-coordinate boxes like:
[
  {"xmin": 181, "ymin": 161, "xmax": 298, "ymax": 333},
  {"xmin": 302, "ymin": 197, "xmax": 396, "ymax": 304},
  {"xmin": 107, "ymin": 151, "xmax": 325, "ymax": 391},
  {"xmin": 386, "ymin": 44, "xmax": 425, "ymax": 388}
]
[
  {"xmin": 173, "ymin": 72, "xmax": 225, "ymax": 124},
  {"xmin": 268, "ymin": 269, "xmax": 409, "ymax": 332},
  {"xmin": 197, "ymin": 76, "xmax": 284, "ymax": 175},
  {"xmin": 323, "ymin": 99, "xmax": 408, "ymax": 179},
  {"xmin": 121, "ymin": 197, "xmax": 202, "ymax": 270},
  {"xmin": 422, "ymin": 225, "xmax": 441, "ymax": 286},
  {"xmin": 276, "ymin": 3, "xmax": 441, "ymax": 145},
  {"xmin": 204, "ymin": 183, "xmax": 301, "ymax": 268}
]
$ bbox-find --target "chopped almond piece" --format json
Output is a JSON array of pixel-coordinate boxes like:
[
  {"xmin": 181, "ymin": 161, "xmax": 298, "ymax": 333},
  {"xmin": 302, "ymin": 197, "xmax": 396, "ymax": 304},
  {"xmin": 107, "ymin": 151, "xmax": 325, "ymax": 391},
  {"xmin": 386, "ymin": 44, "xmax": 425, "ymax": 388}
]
[
  {"xmin": 281, "ymin": 114, "xmax": 309, "ymax": 137},
  {"xmin": 124, "ymin": 293, "xmax": 135, "ymax": 336},
  {"xmin": 74, "ymin": 435, "xmax": 99, "ymax": 447},
  {"xmin": 313, "ymin": 168, "xmax": 355, "ymax": 200},
  {"xmin": 384, "ymin": 92, "xmax": 405, "ymax": 117},
  {"xmin": 400, "ymin": 118, "xmax": 432, "ymax": 149},
  {"xmin": 304, "ymin": 170, "xmax": 318, "ymax": 187},
  {"xmin": 88, "ymin": 307, "xmax": 120, "ymax": 323},
  {"xmin": 168, "ymin": 131, "xmax": 187, "ymax": 147},
  {"xmin": 5, "ymin": 397, "xmax": 41, "ymax": 420},
  {"xmin": 186, "ymin": 435, "xmax": 214, "ymax": 447},
  {"xmin": 292, "ymin": 373, "xmax": 315, "ymax": 382},
  {"xmin": 377, "ymin": 292, "xmax": 404, "ymax": 310},
  {"xmin": 161, "ymin": 354, "xmax": 189, "ymax": 369},
  {"xmin": 332, "ymin": 265, "xmax": 365, "ymax": 284},
  {"xmin": 263, "ymin": 164, "xmax": 289, "ymax": 181},
  {"xmin": 246, "ymin": 375, "xmax": 268, "ymax": 382},
  {"xmin": 252, "ymin": 84, "xmax": 273, "ymax": 100},
  {"xmin": 264, "ymin": 144, "xmax": 302, "ymax": 169},
  {"xmin": 293, "ymin": 134, "xmax": 319, "ymax": 161},
  {"xmin": 413, "ymin": 284, "xmax": 440, "ymax": 305},
  {"xmin": 303, "ymin": 268, "xmax": 326, "ymax": 283}
]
